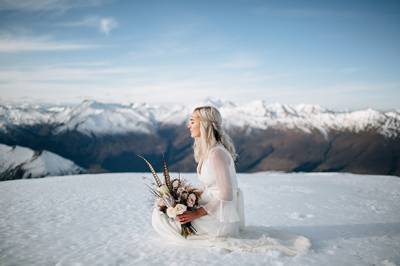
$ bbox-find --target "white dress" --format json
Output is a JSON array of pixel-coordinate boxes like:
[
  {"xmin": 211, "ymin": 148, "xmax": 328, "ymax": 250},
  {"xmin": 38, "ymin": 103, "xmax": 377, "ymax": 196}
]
[{"xmin": 151, "ymin": 144, "xmax": 311, "ymax": 255}]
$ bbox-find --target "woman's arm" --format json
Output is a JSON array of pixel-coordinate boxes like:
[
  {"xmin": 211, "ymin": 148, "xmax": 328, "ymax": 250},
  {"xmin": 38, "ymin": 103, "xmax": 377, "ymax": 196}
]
[
  {"xmin": 177, "ymin": 207, "xmax": 207, "ymax": 224},
  {"xmin": 177, "ymin": 147, "xmax": 239, "ymax": 224},
  {"xmin": 199, "ymin": 148, "xmax": 238, "ymax": 222}
]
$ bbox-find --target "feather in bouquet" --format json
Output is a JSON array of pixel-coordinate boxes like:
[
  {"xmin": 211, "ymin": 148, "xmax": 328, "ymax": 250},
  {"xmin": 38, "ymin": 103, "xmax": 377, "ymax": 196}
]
[{"xmin": 138, "ymin": 154, "xmax": 201, "ymax": 238}]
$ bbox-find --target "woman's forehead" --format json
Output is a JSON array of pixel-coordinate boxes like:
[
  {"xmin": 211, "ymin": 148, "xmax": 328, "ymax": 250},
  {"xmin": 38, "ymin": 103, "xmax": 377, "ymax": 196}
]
[{"xmin": 191, "ymin": 111, "xmax": 200, "ymax": 119}]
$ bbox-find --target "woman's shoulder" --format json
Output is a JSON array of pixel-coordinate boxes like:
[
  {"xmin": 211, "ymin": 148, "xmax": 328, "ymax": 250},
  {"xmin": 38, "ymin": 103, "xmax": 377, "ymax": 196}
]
[
  {"xmin": 208, "ymin": 143, "xmax": 231, "ymax": 163},
  {"xmin": 209, "ymin": 143, "xmax": 225, "ymax": 154}
]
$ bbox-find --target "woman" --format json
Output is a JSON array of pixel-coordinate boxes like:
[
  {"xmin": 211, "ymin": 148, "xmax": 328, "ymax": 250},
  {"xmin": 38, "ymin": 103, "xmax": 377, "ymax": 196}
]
[
  {"xmin": 151, "ymin": 105, "xmax": 245, "ymax": 242},
  {"xmin": 178, "ymin": 105, "xmax": 245, "ymax": 237},
  {"xmin": 151, "ymin": 106, "xmax": 311, "ymax": 255}
]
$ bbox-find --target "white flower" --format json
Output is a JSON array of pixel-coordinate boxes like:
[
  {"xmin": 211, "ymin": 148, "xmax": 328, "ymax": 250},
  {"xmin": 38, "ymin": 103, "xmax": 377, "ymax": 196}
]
[
  {"xmin": 175, "ymin": 204, "xmax": 187, "ymax": 215},
  {"xmin": 157, "ymin": 185, "xmax": 170, "ymax": 196},
  {"xmin": 166, "ymin": 204, "xmax": 187, "ymax": 218},
  {"xmin": 187, "ymin": 193, "xmax": 197, "ymax": 207},
  {"xmin": 167, "ymin": 206, "xmax": 177, "ymax": 218}
]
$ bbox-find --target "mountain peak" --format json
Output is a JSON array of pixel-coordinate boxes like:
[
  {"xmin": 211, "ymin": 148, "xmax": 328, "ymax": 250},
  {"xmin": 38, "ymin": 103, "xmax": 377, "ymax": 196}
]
[
  {"xmin": 294, "ymin": 104, "xmax": 327, "ymax": 114},
  {"xmin": 201, "ymin": 97, "xmax": 237, "ymax": 108}
]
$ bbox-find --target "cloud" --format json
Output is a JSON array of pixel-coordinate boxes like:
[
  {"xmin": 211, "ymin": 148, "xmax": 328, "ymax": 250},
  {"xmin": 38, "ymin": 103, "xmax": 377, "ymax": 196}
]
[
  {"xmin": 60, "ymin": 16, "xmax": 118, "ymax": 35},
  {"xmin": 0, "ymin": 64, "xmax": 143, "ymax": 82},
  {"xmin": 1, "ymin": 61, "xmax": 398, "ymax": 110},
  {"xmin": 0, "ymin": 34, "xmax": 96, "ymax": 53},
  {"xmin": 0, "ymin": 0, "xmax": 109, "ymax": 12},
  {"xmin": 99, "ymin": 17, "xmax": 117, "ymax": 35}
]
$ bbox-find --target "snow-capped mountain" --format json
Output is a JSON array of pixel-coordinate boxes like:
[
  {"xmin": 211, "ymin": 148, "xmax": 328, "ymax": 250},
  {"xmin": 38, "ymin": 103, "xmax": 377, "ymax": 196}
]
[
  {"xmin": 0, "ymin": 144, "xmax": 85, "ymax": 181},
  {"xmin": 0, "ymin": 98, "xmax": 399, "ymax": 178},
  {"xmin": 218, "ymin": 99, "xmax": 400, "ymax": 139},
  {"xmin": 0, "ymin": 99, "xmax": 191, "ymax": 136},
  {"xmin": 0, "ymin": 98, "xmax": 399, "ymax": 139}
]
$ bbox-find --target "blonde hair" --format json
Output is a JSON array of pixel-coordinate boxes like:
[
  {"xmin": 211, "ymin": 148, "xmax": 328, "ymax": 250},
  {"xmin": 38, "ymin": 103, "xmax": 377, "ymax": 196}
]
[{"xmin": 192, "ymin": 106, "xmax": 238, "ymax": 164}]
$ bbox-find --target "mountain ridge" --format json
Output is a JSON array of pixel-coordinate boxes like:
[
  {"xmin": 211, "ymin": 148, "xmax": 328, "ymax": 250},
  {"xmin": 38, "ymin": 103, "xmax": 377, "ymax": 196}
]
[
  {"xmin": 1, "ymin": 98, "xmax": 399, "ymax": 178},
  {"xmin": 1, "ymin": 98, "xmax": 399, "ymax": 139}
]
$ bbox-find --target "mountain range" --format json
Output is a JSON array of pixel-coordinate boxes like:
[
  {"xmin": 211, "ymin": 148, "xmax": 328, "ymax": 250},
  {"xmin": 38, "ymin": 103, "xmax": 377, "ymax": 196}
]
[{"xmin": 0, "ymin": 98, "xmax": 399, "ymax": 179}]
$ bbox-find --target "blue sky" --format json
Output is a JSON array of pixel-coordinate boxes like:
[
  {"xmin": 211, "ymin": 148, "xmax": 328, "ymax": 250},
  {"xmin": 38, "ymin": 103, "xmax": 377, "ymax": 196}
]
[{"xmin": 0, "ymin": 0, "xmax": 399, "ymax": 111}]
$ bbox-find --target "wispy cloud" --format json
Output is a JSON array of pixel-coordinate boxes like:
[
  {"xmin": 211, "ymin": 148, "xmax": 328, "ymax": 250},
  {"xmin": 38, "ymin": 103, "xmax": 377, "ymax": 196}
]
[
  {"xmin": 0, "ymin": 60, "xmax": 284, "ymax": 104},
  {"xmin": 0, "ymin": 64, "xmax": 143, "ymax": 82},
  {"xmin": 0, "ymin": 0, "xmax": 109, "ymax": 12},
  {"xmin": 0, "ymin": 34, "xmax": 96, "ymax": 53},
  {"xmin": 60, "ymin": 16, "xmax": 118, "ymax": 35},
  {"xmin": 1, "ymin": 60, "xmax": 398, "ymax": 110}
]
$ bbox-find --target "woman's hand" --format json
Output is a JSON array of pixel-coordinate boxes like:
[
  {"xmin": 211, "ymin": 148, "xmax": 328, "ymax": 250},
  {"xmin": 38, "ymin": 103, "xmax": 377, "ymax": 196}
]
[{"xmin": 177, "ymin": 207, "xmax": 207, "ymax": 224}]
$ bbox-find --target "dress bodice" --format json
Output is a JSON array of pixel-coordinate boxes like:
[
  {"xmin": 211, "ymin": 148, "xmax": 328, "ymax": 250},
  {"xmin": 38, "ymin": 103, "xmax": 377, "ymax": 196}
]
[
  {"xmin": 194, "ymin": 144, "xmax": 242, "ymax": 226},
  {"xmin": 197, "ymin": 144, "xmax": 238, "ymax": 199}
]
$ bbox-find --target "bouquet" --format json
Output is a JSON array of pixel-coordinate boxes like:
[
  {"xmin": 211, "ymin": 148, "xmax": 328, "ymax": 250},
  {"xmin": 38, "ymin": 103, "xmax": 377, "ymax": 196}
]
[{"xmin": 138, "ymin": 154, "xmax": 201, "ymax": 238}]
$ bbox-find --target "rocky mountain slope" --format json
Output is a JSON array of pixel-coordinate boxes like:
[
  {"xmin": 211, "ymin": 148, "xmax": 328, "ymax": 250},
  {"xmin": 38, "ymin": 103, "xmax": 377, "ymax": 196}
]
[
  {"xmin": 0, "ymin": 144, "xmax": 85, "ymax": 181},
  {"xmin": 0, "ymin": 98, "xmax": 399, "ymax": 178}
]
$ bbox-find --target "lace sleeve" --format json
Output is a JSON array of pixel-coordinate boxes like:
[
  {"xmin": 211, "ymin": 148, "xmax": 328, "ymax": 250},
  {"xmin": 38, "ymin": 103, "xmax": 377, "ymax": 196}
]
[{"xmin": 200, "ymin": 147, "xmax": 240, "ymax": 223}]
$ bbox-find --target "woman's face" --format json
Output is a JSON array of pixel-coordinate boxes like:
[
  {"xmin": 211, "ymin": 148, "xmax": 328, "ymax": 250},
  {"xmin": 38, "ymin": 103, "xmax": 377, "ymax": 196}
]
[{"xmin": 187, "ymin": 111, "xmax": 201, "ymax": 138}]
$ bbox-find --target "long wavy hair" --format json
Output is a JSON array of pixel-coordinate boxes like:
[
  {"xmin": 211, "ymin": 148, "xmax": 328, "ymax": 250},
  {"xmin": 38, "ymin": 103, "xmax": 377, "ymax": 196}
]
[{"xmin": 192, "ymin": 106, "xmax": 238, "ymax": 166}]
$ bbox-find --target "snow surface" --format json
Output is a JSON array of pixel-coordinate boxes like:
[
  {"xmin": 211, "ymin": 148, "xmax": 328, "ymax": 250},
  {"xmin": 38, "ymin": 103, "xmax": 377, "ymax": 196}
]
[
  {"xmin": 1, "ymin": 98, "xmax": 399, "ymax": 138},
  {"xmin": 1, "ymin": 172, "xmax": 399, "ymax": 265},
  {"xmin": 0, "ymin": 144, "xmax": 84, "ymax": 179}
]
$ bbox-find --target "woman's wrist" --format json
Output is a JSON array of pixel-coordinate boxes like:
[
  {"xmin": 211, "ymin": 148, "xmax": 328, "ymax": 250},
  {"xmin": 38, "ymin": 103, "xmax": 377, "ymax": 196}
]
[{"xmin": 197, "ymin": 207, "xmax": 208, "ymax": 217}]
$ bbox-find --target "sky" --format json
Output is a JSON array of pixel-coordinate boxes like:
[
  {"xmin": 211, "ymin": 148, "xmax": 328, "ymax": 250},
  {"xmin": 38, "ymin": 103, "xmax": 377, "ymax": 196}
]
[{"xmin": 0, "ymin": 0, "xmax": 399, "ymax": 111}]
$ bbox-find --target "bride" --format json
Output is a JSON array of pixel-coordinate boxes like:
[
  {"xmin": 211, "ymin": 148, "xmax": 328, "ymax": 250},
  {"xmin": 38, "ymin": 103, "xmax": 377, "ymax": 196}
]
[{"xmin": 151, "ymin": 106, "xmax": 311, "ymax": 255}]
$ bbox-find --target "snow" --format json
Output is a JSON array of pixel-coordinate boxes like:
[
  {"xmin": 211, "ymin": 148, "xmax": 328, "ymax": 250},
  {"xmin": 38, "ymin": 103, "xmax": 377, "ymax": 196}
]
[
  {"xmin": 1, "ymin": 172, "xmax": 399, "ymax": 265},
  {"xmin": 0, "ymin": 144, "xmax": 84, "ymax": 179},
  {"xmin": 1, "ymin": 98, "xmax": 399, "ymax": 138},
  {"xmin": 0, "ymin": 104, "xmax": 52, "ymax": 131},
  {"xmin": 0, "ymin": 144, "xmax": 34, "ymax": 167},
  {"xmin": 51, "ymin": 100, "xmax": 157, "ymax": 136}
]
